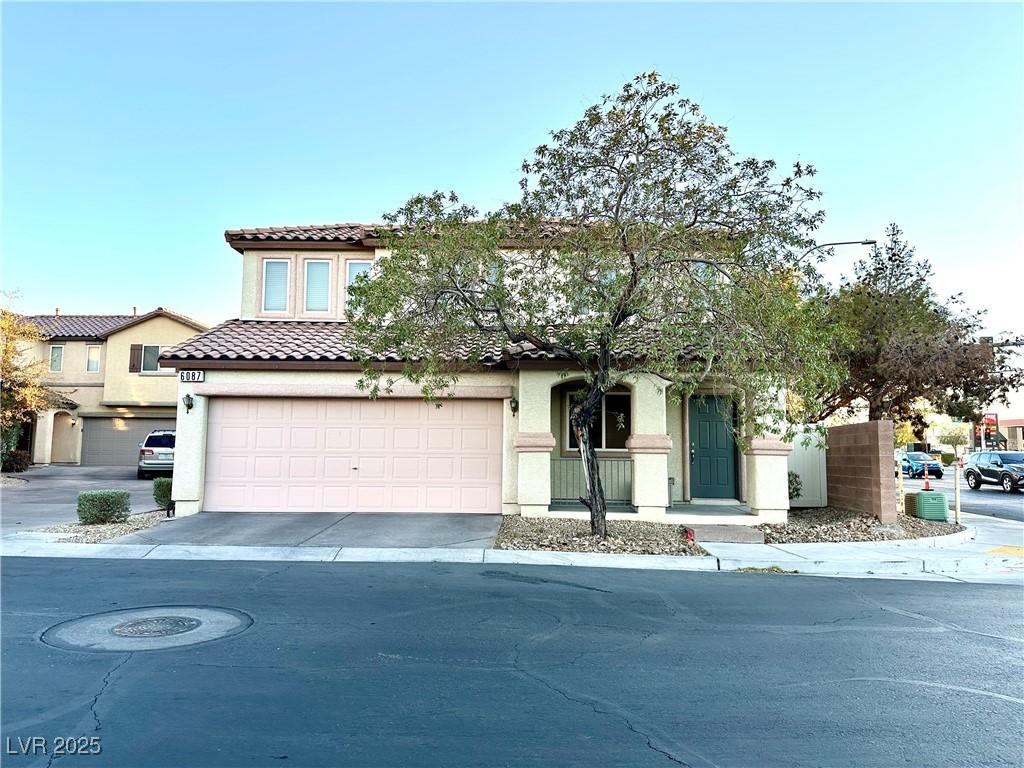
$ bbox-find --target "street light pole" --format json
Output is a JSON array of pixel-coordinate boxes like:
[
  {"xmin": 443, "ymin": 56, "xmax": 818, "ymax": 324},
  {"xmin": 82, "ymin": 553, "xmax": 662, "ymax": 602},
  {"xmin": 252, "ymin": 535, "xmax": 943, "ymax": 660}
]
[{"xmin": 801, "ymin": 239, "xmax": 876, "ymax": 259}]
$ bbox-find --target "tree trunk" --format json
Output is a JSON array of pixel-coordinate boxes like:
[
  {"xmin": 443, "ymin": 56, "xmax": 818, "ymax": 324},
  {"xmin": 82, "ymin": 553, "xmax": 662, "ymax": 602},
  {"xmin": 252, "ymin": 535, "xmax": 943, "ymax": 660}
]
[{"xmin": 571, "ymin": 387, "xmax": 608, "ymax": 538}]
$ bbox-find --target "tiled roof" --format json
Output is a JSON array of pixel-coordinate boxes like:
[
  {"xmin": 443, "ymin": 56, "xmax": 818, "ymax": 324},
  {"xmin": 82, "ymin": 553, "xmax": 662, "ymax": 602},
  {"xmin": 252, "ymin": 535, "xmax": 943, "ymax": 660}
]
[
  {"xmin": 161, "ymin": 319, "xmax": 698, "ymax": 366},
  {"xmin": 25, "ymin": 308, "xmax": 207, "ymax": 340},
  {"xmin": 224, "ymin": 223, "xmax": 386, "ymax": 251},
  {"xmin": 26, "ymin": 315, "xmax": 137, "ymax": 339}
]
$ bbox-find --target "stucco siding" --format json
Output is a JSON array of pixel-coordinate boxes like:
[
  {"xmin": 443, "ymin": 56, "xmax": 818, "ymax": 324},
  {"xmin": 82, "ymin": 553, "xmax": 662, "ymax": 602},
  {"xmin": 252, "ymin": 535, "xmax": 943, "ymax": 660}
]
[{"xmin": 103, "ymin": 316, "xmax": 198, "ymax": 404}]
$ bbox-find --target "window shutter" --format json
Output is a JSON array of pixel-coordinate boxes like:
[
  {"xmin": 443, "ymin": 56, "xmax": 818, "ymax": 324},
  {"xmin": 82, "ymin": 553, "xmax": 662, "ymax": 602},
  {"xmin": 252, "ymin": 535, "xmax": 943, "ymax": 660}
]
[{"xmin": 129, "ymin": 344, "xmax": 142, "ymax": 372}]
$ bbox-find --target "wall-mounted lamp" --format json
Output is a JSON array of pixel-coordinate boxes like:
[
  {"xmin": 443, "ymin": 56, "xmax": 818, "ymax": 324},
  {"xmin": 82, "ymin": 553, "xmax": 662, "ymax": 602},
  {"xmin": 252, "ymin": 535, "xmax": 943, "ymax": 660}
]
[
  {"xmin": 509, "ymin": 397, "xmax": 519, "ymax": 417},
  {"xmin": 182, "ymin": 394, "xmax": 195, "ymax": 413}
]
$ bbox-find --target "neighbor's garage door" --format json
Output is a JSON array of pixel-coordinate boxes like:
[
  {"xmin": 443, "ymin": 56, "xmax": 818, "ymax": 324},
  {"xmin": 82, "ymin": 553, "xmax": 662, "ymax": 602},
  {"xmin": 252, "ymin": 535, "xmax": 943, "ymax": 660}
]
[
  {"xmin": 81, "ymin": 417, "xmax": 176, "ymax": 466},
  {"xmin": 204, "ymin": 398, "xmax": 503, "ymax": 513}
]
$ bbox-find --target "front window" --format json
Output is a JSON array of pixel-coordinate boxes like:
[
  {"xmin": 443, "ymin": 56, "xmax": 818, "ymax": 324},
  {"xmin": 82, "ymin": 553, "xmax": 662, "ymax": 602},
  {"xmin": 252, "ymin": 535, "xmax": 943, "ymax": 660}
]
[
  {"xmin": 346, "ymin": 260, "xmax": 371, "ymax": 287},
  {"xmin": 566, "ymin": 391, "xmax": 631, "ymax": 451},
  {"xmin": 304, "ymin": 260, "xmax": 331, "ymax": 312},
  {"xmin": 262, "ymin": 259, "xmax": 290, "ymax": 312},
  {"xmin": 49, "ymin": 345, "xmax": 63, "ymax": 373},
  {"xmin": 86, "ymin": 345, "xmax": 101, "ymax": 373},
  {"xmin": 141, "ymin": 345, "xmax": 162, "ymax": 372}
]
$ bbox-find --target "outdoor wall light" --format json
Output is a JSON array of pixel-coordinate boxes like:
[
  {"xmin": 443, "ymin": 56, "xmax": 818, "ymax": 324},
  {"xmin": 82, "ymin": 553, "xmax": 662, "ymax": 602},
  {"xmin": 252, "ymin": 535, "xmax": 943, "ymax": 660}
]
[
  {"xmin": 182, "ymin": 394, "xmax": 194, "ymax": 413},
  {"xmin": 509, "ymin": 397, "xmax": 519, "ymax": 417}
]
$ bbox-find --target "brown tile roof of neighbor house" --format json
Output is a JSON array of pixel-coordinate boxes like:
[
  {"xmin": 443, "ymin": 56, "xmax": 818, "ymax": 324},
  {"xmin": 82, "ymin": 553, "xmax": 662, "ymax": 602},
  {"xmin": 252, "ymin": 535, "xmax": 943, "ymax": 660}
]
[
  {"xmin": 161, "ymin": 319, "xmax": 698, "ymax": 368},
  {"xmin": 26, "ymin": 308, "xmax": 207, "ymax": 340}
]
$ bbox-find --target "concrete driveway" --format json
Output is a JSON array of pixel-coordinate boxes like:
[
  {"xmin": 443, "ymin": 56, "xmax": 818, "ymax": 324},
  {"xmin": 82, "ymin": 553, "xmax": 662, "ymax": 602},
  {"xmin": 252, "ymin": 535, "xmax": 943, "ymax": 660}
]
[
  {"xmin": 1, "ymin": 465, "xmax": 159, "ymax": 533},
  {"xmin": 113, "ymin": 511, "xmax": 502, "ymax": 548}
]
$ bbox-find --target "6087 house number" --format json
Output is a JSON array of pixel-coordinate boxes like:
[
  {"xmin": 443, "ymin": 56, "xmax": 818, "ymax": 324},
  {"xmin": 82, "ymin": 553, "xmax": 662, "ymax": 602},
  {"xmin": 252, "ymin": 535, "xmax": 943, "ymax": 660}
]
[{"xmin": 6, "ymin": 736, "xmax": 102, "ymax": 756}]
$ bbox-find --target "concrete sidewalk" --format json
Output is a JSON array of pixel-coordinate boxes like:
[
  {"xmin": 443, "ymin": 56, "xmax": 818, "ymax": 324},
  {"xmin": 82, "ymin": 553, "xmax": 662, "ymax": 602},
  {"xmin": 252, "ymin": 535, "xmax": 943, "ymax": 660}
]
[{"xmin": 3, "ymin": 512, "xmax": 1021, "ymax": 584}]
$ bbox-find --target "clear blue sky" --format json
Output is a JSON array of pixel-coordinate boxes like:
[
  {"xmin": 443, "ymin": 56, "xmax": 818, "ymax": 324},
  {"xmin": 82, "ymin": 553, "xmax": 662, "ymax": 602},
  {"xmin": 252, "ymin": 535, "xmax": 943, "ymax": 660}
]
[{"xmin": 3, "ymin": 4, "xmax": 1021, "ymax": 347}]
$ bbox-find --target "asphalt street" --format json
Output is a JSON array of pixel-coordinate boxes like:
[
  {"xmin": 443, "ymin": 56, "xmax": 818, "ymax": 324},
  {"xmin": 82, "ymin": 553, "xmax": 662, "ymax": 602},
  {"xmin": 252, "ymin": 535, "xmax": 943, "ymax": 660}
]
[
  {"xmin": 2, "ymin": 557, "xmax": 1021, "ymax": 768},
  {"xmin": 901, "ymin": 474, "xmax": 1024, "ymax": 522}
]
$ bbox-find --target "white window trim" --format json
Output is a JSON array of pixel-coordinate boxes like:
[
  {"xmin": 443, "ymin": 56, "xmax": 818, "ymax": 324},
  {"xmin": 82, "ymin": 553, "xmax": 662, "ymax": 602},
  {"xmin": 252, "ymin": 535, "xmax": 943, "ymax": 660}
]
[
  {"xmin": 85, "ymin": 344, "xmax": 101, "ymax": 373},
  {"xmin": 563, "ymin": 391, "xmax": 631, "ymax": 453},
  {"xmin": 262, "ymin": 258, "xmax": 291, "ymax": 313},
  {"xmin": 303, "ymin": 259, "xmax": 332, "ymax": 313},
  {"xmin": 140, "ymin": 344, "xmax": 172, "ymax": 375},
  {"xmin": 48, "ymin": 344, "xmax": 64, "ymax": 373}
]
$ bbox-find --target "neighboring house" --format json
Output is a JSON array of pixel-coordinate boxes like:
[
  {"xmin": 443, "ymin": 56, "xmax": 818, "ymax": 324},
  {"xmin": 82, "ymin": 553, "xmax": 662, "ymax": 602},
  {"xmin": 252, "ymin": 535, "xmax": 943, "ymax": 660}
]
[
  {"xmin": 20, "ymin": 308, "xmax": 207, "ymax": 466},
  {"xmin": 162, "ymin": 223, "xmax": 792, "ymax": 523},
  {"xmin": 1000, "ymin": 418, "xmax": 1024, "ymax": 451}
]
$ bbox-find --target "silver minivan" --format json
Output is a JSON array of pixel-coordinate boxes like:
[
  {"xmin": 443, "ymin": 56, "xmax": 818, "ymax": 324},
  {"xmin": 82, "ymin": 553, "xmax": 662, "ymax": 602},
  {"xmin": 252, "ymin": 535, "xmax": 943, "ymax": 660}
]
[{"xmin": 138, "ymin": 430, "xmax": 175, "ymax": 479}]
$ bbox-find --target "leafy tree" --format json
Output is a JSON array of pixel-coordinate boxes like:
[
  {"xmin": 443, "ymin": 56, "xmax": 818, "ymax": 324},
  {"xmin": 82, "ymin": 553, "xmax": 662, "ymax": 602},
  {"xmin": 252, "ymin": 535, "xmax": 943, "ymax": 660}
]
[
  {"xmin": 1, "ymin": 306, "xmax": 54, "ymax": 456},
  {"xmin": 815, "ymin": 225, "xmax": 1023, "ymax": 423},
  {"xmin": 350, "ymin": 73, "xmax": 840, "ymax": 536},
  {"xmin": 893, "ymin": 420, "xmax": 917, "ymax": 448},
  {"xmin": 936, "ymin": 424, "xmax": 969, "ymax": 458}
]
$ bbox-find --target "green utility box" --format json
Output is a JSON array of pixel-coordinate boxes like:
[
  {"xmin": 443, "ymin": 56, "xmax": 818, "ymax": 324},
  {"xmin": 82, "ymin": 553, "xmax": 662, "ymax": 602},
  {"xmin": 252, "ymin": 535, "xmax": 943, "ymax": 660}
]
[
  {"xmin": 911, "ymin": 491, "xmax": 950, "ymax": 522},
  {"xmin": 904, "ymin": 492, "xmax": 918, "ymax": 517}
]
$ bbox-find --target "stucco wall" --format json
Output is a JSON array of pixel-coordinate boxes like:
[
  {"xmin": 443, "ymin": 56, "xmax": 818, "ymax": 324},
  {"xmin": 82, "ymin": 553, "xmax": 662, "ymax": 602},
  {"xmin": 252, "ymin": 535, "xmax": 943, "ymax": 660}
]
[
  {"xmin": 666, "ymin": 397, "xmax": 685, "ymax": 504},
  {"xmin": 103, "ymin": 316, "xmax": 199, "ymax": 405},
  {"xmin": 826, "ymin": 420, "xmax": 897, "ymax": 523}
]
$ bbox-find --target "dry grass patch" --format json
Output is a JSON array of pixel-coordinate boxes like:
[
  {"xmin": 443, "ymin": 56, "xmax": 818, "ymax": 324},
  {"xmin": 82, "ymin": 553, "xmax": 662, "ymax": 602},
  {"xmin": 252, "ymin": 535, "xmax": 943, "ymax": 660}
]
[{"xmin": 496, "ymin": 515, "xmax": 708, "ymax": 556}]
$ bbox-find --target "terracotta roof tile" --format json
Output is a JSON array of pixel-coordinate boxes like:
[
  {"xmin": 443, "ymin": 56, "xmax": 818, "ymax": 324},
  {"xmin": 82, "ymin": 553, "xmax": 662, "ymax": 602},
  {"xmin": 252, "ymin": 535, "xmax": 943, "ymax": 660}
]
[
  {"xmin": 26, "ymin": 315, "xmax": 137, "ymax": 340},
  {"xmin": 161, "ymin": 319, "xmax": 697, "ymax": 367},
  {"xmin": 25, "ymin": 308, "xmax": 207, "ymax": 340}
]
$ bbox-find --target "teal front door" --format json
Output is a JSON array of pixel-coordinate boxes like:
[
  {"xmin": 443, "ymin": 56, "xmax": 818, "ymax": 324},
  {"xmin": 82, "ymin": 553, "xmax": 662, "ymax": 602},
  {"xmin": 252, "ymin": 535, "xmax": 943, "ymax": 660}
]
[{"xmin": 689, "ymin": 395, "xmax": 737, "ymax": 499}]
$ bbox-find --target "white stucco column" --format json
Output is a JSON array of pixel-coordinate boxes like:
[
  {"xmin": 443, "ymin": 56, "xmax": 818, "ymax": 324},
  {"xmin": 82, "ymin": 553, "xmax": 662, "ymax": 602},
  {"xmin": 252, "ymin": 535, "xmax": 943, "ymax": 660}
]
[
  {"xmin": 170, "ymin": 383, "xmax": 207, "ymax": 516},
  {"xmin": 626, "ymin": 375, "xmax": 672, "ymax": 517},
  {"xmin": 32, "ymin": 410, "xmax": 55, "ymax": 465},
  {"xmin": 514, "ymin": 369, "xmax": 559, "ymax": 516}
]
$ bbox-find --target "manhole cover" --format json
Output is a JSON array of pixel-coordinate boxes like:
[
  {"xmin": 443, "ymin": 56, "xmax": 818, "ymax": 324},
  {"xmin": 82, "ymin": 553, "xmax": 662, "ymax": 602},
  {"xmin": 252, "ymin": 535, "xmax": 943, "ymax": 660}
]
[
  {"xmin": 42, "ymin": 606, "xmax": 251, "ymax": 652},
  {"xmin": 112, "ymin": 616, "xmax": 202, "ymax": 637}
]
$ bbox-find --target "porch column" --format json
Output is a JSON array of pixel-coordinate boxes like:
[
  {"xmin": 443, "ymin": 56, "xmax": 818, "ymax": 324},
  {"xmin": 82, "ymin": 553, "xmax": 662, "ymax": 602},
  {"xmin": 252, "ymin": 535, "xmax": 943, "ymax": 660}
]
[
  {"xmin": 170, "ymin": 382, "xmax": 208, "ymax": 516},
  {"xmin": 744, "ymin": 440, "xmax": 792, "ymax": 523},
  {"xmin": 627, "ymin": 375, "xmax": 672, "ymax": 517},
  {"xmin": 743, "ymin": 388, "xmax": 792, "ymax": 523},
  {"xmin": 514, "ymin": 369, "xmax": 558, "ymax": 516},
  {"xmin": 32, "ymin": 410, "xmax": 55, "ymax": 465}
]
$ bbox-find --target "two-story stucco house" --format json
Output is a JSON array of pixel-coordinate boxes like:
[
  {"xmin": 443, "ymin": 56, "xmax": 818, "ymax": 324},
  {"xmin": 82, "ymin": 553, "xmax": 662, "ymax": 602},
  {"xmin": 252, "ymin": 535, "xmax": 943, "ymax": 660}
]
[
  {"xmin": 21, "ymin": 309, "xmax": 206, "ymax": 466},
  {"xmin": 162, "ymin": 224, "xmax": 793, "ymax": 523}
]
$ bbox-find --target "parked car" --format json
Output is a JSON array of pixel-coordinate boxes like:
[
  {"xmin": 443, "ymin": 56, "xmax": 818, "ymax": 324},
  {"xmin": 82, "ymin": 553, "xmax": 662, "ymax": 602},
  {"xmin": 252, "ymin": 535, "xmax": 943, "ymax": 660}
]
[
  {"xmin": 895, "ymin": 450, "xmax": 944, "ymax": 479},
  {"xmin": 963, "ymin": 451, "xmax": 1024, "ymax": 493},
  {"xmin": 138, "ymin": 430, "xmax": 175, "ymax": 479}
]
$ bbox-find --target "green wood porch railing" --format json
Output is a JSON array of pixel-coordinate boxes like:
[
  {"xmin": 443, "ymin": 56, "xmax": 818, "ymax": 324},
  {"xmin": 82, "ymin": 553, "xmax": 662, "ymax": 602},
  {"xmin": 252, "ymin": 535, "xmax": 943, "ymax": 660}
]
[{"xmin": 550, "ymin": 457, "xmax": 633, "ymax": 504}]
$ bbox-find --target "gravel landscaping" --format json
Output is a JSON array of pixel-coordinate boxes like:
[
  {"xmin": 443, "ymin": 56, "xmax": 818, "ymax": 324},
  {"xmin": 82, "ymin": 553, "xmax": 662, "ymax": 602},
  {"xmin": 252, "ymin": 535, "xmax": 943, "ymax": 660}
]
[
  {"xmin": 43, "ymin": 511, "xmax": 167, "ymax": 544},
  {"xmin": 496, "ymin": 515, "xmax": 708, "ymax": 556},
  {"xmin": 0, "ymin": 474, "xmax": 28, "ymax": 488},
  {"xmin": 759, "ymin": 506, "xmax": 964, "ymax": 544}
]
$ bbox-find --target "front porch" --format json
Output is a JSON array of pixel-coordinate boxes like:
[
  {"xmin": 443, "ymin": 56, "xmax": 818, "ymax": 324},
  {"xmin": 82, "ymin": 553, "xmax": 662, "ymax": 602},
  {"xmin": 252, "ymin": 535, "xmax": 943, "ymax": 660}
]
[{"xmin": 511, "ymin": 369, "xmax": 792, "ymax": 525}]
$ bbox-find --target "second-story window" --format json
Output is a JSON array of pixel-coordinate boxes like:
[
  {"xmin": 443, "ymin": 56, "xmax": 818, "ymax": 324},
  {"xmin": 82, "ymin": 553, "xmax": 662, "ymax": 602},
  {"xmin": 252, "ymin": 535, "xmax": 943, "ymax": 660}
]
[
  {"xmin": 346, "ymin": 260, "xmax": 372, "ymax": 287},
  {"xmin": 49, "ymin": 345, "xmax": 64, "ymax": 373},
  {"xmin": 304, "ymin": 260, "xmax": 330, "ymax": 312},
  {"xmin": 142, "ymin": 345, "xmax": 161, "ymax": 373},
  {"xmin": 86, "ymin": 345, "xmax": 101, "ymax": 373},
  {"xmin": 262, "ymin": 259, "xmax": 290, "ymax": 312}
]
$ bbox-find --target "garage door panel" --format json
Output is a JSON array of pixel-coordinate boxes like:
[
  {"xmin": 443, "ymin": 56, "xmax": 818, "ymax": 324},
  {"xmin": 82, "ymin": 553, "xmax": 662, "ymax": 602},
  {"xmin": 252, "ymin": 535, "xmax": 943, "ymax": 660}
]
[
  {"xmin": 81, "ymin": 417, "xmax": 175, "ymax": 466},
  {"xmin": 204, "ymin": 398, "xmax": 502, "ymax": 513}
]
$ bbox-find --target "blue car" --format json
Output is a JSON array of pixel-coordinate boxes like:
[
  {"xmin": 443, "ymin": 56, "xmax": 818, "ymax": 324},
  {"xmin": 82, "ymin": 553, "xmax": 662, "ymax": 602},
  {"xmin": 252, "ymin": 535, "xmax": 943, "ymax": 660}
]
[{"xmin": 895, "ymin": 450, "xmax": 944, "ymax": 479}]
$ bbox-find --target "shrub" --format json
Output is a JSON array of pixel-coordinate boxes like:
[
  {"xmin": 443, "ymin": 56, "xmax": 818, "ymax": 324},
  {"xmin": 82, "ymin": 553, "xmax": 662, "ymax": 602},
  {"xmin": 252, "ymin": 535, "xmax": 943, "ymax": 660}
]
[
  {"xmin": 1, "ymin": 423, "xmax": 22, "ymax": 466},
  {"xmin": 77, "ymin": 490, "xmax": 130, "ymax": 525},
  {"xmin": 1, "ymin": 449, "xmax": 31, "ymax": 473},
  {"xmin": 940, "ymin": 452, "xmax": 955, "ymax": 466},
  {"xmin": 153, "ymin": 477, "xmax": 173, "ymax": 510},
  {"xmin": 788, "ymin": 470, "xmax": 803, "ymax": 501}
]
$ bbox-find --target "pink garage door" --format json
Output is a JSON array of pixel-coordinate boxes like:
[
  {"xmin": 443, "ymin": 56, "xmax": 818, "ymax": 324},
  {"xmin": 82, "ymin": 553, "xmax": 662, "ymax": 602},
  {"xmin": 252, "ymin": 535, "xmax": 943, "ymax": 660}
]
[{"xmin": 203, "ymin": 397, "xmax": 503, "ymax": 513}]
